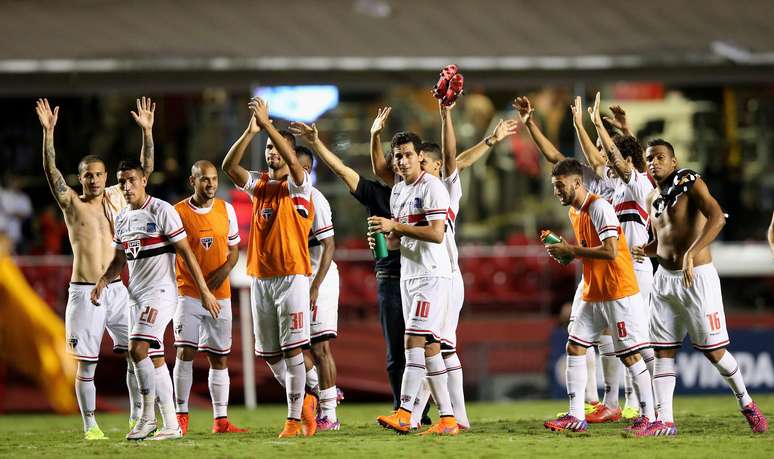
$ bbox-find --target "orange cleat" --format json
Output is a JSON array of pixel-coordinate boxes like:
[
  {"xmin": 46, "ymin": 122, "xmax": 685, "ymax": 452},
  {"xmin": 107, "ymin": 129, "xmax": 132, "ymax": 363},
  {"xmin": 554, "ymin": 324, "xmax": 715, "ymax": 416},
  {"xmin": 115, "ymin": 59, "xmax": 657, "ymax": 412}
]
[
  {"xmin": 278, "ymin": 419, "xmax": 303, "ymax": 438},
  {"xmin": 377, "ymin": 408, "xmax": 412, "ymax": 434},
  {"xmin": 176, "ymin": 413, "xmax": 189, "ymax": 436},
  {"xmin": 301, "ymin": 394, "xmax": 318, "ymax": 437},
  {"xmin": 212, "ymin": 418, "xmax": 249, "ymax": 433},
  {"xmin": 586, "ymin": 404, "xmax": 622, "ymax": 423},
  {"xmin": 419, "ymin": 416, "xmax": 459, "ymax": 436}
]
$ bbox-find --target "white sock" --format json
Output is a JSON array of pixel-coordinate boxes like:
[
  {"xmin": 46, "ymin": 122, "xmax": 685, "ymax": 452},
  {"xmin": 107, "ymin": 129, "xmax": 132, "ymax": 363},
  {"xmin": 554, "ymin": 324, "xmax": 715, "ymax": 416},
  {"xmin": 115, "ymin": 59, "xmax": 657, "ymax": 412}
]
[
  {"xmin": 319, "ymin": 386, "xmax": 338, "ymax": 422},
  {"xmin": 712, "ymin": 351, "xmax": 753, "ymax": 408},
  {"xmin": 285, "ymin": 354, "xmax": 306, "ymax": 420},
  {"xmin": 154, "ymin": 364, "xmax": 179, "ymax": 429},
  {"xmin": 566, "ymin": 355, "xmax": 587, "ymax": 420},
  {"xmin": 425, "ymin": 353, "xmax": 453, "ymax": 417},
  {"xmin": 126, "ymin": 362, "xmax": 142, "ymax": 422},
  {"xmin": 172, "ymin": 358, "xmax": 193, "ymax": 413},
  {"xmin": 411, "ymin": 379, "xmax": 432, "ymax": 427},
  {"xmin": 399, "ymin": 347, "xmax": 426, "ymax": 412},
  {"xmin": 268, "ymin": 360, "xmax": 287, "ymax": 389},
  {"xmin": 626, "ymin": 359, "xmax": 655, "ymax": 419},
  {"xmin": 641, "ymin": 347, "xmax": 656, "ymax": 377},
  {"xmin": 585, "ymin": 346, "xmax": 599, "ymax": 403},
  {"xmin": 209, "ymin": 368, "xmax": 230, "ymax": 419},
  {"xmin": 444, "ymin": 353, "xmax": 469, "ymax": 427},
  {"xmin": 624, "ymin": 370, "xmax": 640, "ymax": 409},
  {"xmin": 653, "ymin": 357, "xmax": 676, "ymax": 423},
  {"xmin": 598, "ymin": 337, "xmax": 621, "ymax": 408},
  {"xmin": 306, "ymin": 367, "xmax": 320, "ymax": 396},
  {"xmin": 133, "ymin": 358, "xmax": 156, "ymax": 420},
  {"xmin": 76, "ymin": 361, "xmax": 98, "ymax": 431}
]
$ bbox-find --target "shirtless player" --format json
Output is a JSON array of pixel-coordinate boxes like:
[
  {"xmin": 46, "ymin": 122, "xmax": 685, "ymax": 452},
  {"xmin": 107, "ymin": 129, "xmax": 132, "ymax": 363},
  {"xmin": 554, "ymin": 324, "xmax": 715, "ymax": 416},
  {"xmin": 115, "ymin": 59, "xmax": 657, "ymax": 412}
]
[{"xmin": 36, "ymin": 97, "xmax": 154, "ymax": 440}]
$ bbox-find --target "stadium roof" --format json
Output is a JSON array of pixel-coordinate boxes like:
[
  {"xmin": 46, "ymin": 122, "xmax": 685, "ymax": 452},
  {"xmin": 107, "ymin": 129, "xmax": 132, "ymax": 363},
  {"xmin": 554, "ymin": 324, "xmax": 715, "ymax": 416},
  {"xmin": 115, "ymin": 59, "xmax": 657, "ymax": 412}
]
[{"xmin": 1, "ymin": 0, "xmax": 773, "ymax": 92}]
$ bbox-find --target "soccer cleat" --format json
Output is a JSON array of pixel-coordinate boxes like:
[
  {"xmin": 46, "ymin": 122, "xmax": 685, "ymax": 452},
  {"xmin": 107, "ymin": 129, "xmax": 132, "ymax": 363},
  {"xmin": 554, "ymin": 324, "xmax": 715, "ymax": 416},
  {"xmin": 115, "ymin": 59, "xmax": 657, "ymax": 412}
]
[
  {"xmin": 176, "ymin": 413, "xmax": 189, "ymax": 436},
  {"xmin": 621, "ymin": 405, "xmax": 640, "ymax": 420},
  {"xmin": 278, "ymin": 419, "xmax": 303, "ymax": 438},
  {"xmin": 586, "ymin": 404, "xmax": 622, "ymax": 423},
  {"xmin": 126, "ymin": 417, "xmax": 157, "ymax": 440},
  {"xmin": 301, "ymin": 394, "xmax": 318, "ymax": 436},
  {"xmin": 129, "ymin": 418, "xmax": 138, "ymax": 430},
  {"xmin": 336, "ymin": 387, "xmax": 345, "ymax": 405},
  {"xmin": 741, "ymin": 402, "xmax": 768, "ymax": 433},
  {"xmin": 147, "ymin": 426, "xmax": 182, "ymax": 441},
  {"xmin": 84, "ymin": 425, "xmax": 107, "ymax": 440},
  {"xmin": 212, "ymin": 418, "xmax": 249, "ymax": 433},
  {"xmin": 544, "ymin": 414, "xmax": 588, "ymax": 433},
  {"xmin": 377, "ymin": 408, "xmax": 412, "ymax": 434},
  {"xmin": 316, "ymin": 416, "xmax": 340, "ymax": 431},
  {"xmin": 458, "ymin": 423, "xmax": 470, "ymax": 432},
  {"xmin": 418, "ymin": 416, "xmax": 459, "ymax": 436},
  {"xmin": 624, "ymin": 415, "xmax": 651, "ymax": 433},
  {"xmin": 635, "ymin": 420, "xmax": 677, "ymax": 437},
  {"xmin": 555, "ymin": 402, "xmax": 598, "ymax": 418}
]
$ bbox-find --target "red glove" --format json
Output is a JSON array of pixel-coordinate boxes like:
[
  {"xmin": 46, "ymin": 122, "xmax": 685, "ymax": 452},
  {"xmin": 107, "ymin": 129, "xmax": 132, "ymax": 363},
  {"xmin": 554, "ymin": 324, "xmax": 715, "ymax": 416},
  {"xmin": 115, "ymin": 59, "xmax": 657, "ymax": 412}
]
[{"xmin": 432, "ymin": 64, "xmax": 464, "ymax": 107}]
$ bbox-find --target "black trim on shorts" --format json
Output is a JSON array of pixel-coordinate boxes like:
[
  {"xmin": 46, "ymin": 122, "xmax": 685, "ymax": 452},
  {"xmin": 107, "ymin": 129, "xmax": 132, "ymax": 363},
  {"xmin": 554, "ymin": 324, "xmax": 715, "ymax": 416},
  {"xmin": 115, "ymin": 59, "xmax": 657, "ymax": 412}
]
[
  {"xmin": 568, "ymin": 337, "xmax": 593, "ymax": 348},
  {"xmin": 406, "ymin": 331, "xmax": 440, "ymax": 344},
  {"xmin": 71, "ymin": 278, "xmax": 123, "ymax": 286},
  {"xmin": 310, "ymin": 333, "xmax": 337, "ymax": 344}
]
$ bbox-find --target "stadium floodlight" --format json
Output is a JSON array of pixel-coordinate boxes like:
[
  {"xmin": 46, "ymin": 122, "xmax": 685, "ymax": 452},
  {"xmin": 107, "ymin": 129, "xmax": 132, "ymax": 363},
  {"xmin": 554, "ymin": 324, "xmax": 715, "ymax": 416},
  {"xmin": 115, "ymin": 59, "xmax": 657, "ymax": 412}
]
[{"xmin": 252, "ymin": 85, "xmax": 339, "ymax": 123}]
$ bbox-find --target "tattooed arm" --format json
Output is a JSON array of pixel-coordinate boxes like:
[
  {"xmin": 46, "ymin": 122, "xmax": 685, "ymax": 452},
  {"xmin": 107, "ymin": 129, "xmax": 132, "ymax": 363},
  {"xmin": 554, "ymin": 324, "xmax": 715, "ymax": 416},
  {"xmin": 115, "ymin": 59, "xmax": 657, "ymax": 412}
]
[
  {"xmin": 36, "ymin": 98, "xmax": 76, "ymax": 209},
  {"xmin": 131, "ymin": 96, "xmax": 156, "ymax": 177}
]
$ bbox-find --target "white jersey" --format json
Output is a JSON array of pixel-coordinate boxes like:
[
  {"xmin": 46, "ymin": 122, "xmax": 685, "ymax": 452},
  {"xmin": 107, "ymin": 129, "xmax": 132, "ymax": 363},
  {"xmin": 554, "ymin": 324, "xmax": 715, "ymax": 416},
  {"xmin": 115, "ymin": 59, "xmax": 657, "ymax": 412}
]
[
  {"xmin": 390, "ymin": 171, "xmax": 451, "ymax": 279},
  {"xmin": 611, "ymin": 170, "xmax": 654, "ymax": 271},
  {"xmin": 582, "ymin": 164, "xmax": 616, "ymax": 202},
  {"xmin": 442, "ymin": 169, "xmax": 462, "ymax": 273},
  {"xmin": 308, "ymin": 187, "xmax": 337, "ymax": 276},
  {"xmin": 112, "ymin": 195, "xmax": 187, "ymax": 301}
]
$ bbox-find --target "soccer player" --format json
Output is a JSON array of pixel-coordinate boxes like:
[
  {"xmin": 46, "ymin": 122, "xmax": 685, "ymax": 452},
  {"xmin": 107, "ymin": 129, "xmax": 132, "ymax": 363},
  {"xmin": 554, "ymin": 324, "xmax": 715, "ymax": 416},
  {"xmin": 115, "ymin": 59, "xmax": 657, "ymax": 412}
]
[
  {"xmin": 585, "ymin": 94, "xmax": 656, "ymax": 422},
  {"xmin": 369, "ymin": 132, "xmax": 458, "ymax": 436},
  {"xmin": 36, "ymin": 97, "xmax": 154, "ymax": 440},
  {"xmin": 289, "ymin": 118, "xmax": 407, "ymax": 416},
  {"xmin": 543, "ymin": 158, "xmax": 656, "ymax": 436},
  {"xmin": 222, "ymin": 97, "xmax": 317, "ymax": 438},
  {"xmin": 91, "ymin": 159, "xmax": 219, "ymax": 440},
  {"xmin": 171, "ymin": 160, "xmax": 247, "ymax": 435},
  {"xmin": 636, "ymin": 139, "xmax": 768, "ymax": 435}
]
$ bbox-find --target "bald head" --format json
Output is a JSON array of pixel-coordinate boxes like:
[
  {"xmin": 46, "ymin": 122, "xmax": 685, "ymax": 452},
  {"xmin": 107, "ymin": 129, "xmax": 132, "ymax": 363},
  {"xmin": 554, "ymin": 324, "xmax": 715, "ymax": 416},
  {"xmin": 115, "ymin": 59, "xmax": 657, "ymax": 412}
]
[
  {"xmin": 189, "ymin": 160, "xmax": 219, "ymax": 202},
  {"xmin": 192, "ymin": 160, "xmax": 217, "ymax": 178}
]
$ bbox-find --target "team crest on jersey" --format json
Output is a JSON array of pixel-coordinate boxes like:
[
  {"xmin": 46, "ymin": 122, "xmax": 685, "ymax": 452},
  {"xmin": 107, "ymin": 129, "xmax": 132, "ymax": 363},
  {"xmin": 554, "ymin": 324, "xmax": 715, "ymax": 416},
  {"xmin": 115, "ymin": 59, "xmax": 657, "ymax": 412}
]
[
  {"xmin": 261, "ymin": 208, "xmax": 273, "ymax": 219},
  {"xmin": 146, "ymin": 222, "xmax": 157, "ymax": 233},
  {"xmin": 200, "ymin": 236, "xmax": 214, "ymax": 250},
  {"xmin": 413, "ymin": 197, "xmax": 423, "ymax": 209},
  {"xmin": 127, "ymin": 239, "xmax": 141, "ymax": 258}
]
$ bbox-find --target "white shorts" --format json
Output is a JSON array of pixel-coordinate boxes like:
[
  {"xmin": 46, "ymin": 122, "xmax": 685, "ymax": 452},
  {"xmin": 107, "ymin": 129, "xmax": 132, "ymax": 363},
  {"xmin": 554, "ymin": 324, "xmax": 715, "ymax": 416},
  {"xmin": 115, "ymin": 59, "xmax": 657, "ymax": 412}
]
[
  {"xmin": 310, "ymin": 266, "xmax": 339, "ymax": 342},
  {"xmin": 173, "ymin": 296, "xmax": 233, "ymax": 355},
  {"xmin": 251, "ymin": 275, "xmax": 311, "ymax": 358},
  {"xmin": 401, "ymin": 276, "xmax": 450, "ymax": 343},
  {"xmin": 569, "ymin": 293, "xmax": 650, "ymax": 356},
  {"xmin": 129, "ymin": 294, "xmax": 176, "ymax": 358},
  {"xmin": 441, "ymin": 270, "xmax": 464, "ymax": 352},
  {"xmin": 567, "ymin": 279, "xmax": 585, "ymax": 334},
  {"xmin": 635, "ymin": 268, "xmax": 654, "ymax": 307},
  {"xmin": 650, "ymin": 263, "xmax": 729, "ymax": 351},
  {"xmin": 65, "ymin": 280, "xmax": 129, "ymax": 362}
]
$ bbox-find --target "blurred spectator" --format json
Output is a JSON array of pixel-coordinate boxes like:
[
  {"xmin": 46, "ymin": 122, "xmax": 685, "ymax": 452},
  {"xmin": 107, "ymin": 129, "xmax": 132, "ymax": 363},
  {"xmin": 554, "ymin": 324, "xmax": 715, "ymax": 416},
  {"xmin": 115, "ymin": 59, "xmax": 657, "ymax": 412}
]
[
  {"xmin": 0, "ymin": 175, "xmax": 33, "ymax": 254},
  {"xmin": 36, "ymin": 205, "xmax": 68, "ymax": 255}
]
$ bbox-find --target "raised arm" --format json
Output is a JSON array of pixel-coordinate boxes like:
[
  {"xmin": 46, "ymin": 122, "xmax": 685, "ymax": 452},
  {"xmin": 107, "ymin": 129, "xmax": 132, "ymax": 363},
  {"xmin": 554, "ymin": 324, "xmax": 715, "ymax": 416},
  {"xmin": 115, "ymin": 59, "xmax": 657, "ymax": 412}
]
[
  {"xmin": 512, "ymin": 96, "xmax": 565, "ymax": 164},
  {"xmin": 131, "ymin": 96, "xmax": 156, "ymax": 177},
  {"xmin": 571, "ymin": 96, "xmax": 606, "ymax": 176},
  {"xmin": 250, "ymin": 97, "xmax": 305, "ymax": 186},
  {"xmin": 589, "ymin": 92, "xmax": 632, "ymax": 181},
  {"xmin": 604, "ymin": 105, "xmax": 632, "ymax": 137},
  {"xmin": 440, "ymin": 102, "xmax": 457, "ymax": 177},
  {"xmin": 289, "ymin": 121, "xmax": 360, "ymax": 192},
  {"xmin": 222, "ymin": 106, "xmax": 261, "ymax": 189},
  {"xmin": 370, "ymin": 107, "xmax": 395, "ymax": 186},
  {"xmin": 456, "ymin": 118, "xmax": 519, "ymax": 172},
  {"xmin": 682, "ymin": 178, "xmax": 726, "ymax": 287},
  {"xmin": 36, "ymin": 99, "xmax": 76, "ymax": 209}
]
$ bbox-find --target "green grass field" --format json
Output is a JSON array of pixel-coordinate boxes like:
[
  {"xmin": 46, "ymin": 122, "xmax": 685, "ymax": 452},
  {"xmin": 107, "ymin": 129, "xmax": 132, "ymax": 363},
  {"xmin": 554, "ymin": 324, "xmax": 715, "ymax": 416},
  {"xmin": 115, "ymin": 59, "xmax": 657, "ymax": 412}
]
[{"xmin": 1, "ymin": 395, "xmax": 771, "ymax": 458}]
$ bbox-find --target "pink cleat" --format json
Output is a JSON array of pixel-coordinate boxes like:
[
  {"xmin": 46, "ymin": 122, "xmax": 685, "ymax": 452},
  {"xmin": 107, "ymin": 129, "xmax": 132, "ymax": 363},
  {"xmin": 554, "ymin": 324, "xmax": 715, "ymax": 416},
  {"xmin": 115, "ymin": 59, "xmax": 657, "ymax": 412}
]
[
  {"xmin": 635, "ymin": 420, "xmax": 677, "ymax": 437},
  {"xmin": 624, "ymin": 415, "xmax": 651, "ymax": 434},
  {"xmin": 741, "ymin": 402, "xmax": 768, "ymax": 433},
  {"xmin": 316, "ymin": 416, "xmax": 340, "ymax": 431},
  {"xmin": 544, "ymin": 414, "xmax": 588, "ymax": 433},
  {"xmin": 336, "ymin": 388, "xmax": 345, "ymax": 405}
]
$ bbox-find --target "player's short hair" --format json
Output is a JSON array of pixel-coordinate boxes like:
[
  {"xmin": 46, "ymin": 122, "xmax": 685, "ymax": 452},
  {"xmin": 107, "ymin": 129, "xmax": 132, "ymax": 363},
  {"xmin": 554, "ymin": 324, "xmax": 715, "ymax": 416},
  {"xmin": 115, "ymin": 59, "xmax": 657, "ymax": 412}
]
[
  {"xmin": 117, "ymin": 159, "xmax": 145, "ymax": 176},
  {"xmin": 551, "ymin": 158, "xmax": 584, "ymax": 178},
  {"xmin": 295, "ymin": 145, "xmax": 314, "ymax": 164},
  {"xmin": 77, "ymin": 155, "xmax": 106, "ymax": 174},
  {"xmin": 613, "ymin": 134, "xmax": 645, "ymax": 171},
  {"xmin": 647, "ymin": 138, "xmax": 675, "ymax": 157},
  {"xmin": 277, "ymin": 129, "xmax": 296, "ymax": 148},
  {"xmin": 390, "ymin": 131, "xmax": 422, "ymax": 153},
  {"xmin": 419, "ymin": 142, "xmax": 442, "ymax": 162}
]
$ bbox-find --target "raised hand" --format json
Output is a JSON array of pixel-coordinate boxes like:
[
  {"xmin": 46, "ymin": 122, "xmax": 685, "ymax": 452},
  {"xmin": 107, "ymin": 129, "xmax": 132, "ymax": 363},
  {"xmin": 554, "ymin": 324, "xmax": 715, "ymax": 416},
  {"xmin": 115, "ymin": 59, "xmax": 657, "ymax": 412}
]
[
  {"xmin": 587, "ymin": 91, "xmax": 603, "ymax": 126},
  {"xmin": 289, "ymin": 121, "xmax": 319, "ymax": 144},
  {"xmin": 570, "ymin": 96, "xmax": 584, "ymax": 126},
  {"xmin": 512, "ymin": 96, "xmax": 534, "ymax": 124},
  {"xmin": 370, "ymin": 106, "xmax": 392, "ymax": 136},
  {"xmin": 35, "ymin": 98, "xmax": 59, "ymax": 132},
  {"xmin": 249, "ymin": 97, "xmax": 271, "ymax": 127},
  {"xmin": 130, "ymin": 96, "xmax": 156, "ymax": 130},
  {"xmin": 492, "ymin": 119, "xmax": 519, "ymax": 142},
  {"xmin": 604, "ymin": 105, "xmax": 629, "ymax": 133}
]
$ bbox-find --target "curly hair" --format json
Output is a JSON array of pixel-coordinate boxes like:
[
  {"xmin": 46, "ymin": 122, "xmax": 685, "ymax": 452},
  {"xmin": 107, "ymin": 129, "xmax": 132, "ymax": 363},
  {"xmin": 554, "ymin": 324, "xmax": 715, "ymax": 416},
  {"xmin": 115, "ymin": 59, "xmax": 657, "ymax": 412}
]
[{"xmin": 613, "ymin": 134, "xmax": 645, "ymax": 172}]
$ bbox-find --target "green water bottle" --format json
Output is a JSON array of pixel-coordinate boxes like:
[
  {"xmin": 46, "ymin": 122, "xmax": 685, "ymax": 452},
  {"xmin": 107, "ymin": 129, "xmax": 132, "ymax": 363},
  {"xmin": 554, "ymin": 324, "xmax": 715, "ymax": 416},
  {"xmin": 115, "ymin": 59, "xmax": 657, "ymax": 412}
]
[
  {"xmin": 372, "ymin": 232, "xmax": 388, "ymax": 260},
  {"xmin": 540, "ymin": 229, "xmax": 572, "ymax": 265}
]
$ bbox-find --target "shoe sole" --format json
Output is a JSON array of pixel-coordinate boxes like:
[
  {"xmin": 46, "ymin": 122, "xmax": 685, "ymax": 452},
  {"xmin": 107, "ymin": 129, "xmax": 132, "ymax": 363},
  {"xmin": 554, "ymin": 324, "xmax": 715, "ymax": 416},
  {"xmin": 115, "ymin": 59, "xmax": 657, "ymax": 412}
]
[
  {"xmin": 377, "ymin": 418, "xmax": 409, "ymax": 435},
  {"xmin": 544, "ymin": 423, "xmax": 586, "ymax": 433}
]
